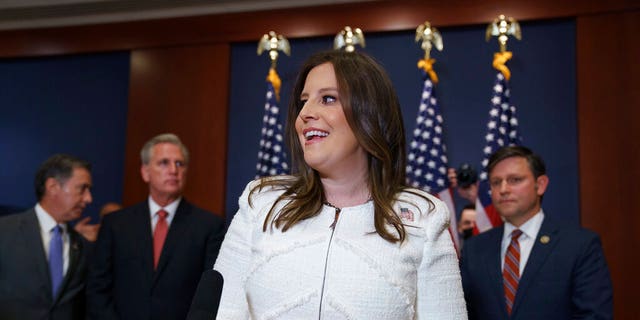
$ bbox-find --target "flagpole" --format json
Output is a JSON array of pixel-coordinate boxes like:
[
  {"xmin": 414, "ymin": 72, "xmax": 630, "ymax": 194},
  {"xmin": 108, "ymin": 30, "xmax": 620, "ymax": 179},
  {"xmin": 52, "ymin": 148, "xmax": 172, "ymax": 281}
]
[
  {"xmin": 255, "ymin": 31, "xmax": 290, "ymax": 178},
  {"xmin": 407, "ymin": 21, "xmax": 460, "ymax": 253},
  {"xmin": 476, "ymin": 15, "xmax": 523, "ymax": 233}
]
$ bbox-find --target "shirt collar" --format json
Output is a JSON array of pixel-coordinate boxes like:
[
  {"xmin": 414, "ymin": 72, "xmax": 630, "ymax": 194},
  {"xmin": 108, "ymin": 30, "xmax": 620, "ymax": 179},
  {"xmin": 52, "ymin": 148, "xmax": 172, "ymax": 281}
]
[
  {"xmin": 35, "ymin": 203, "xmax": 67, "ymax": 233},
  {"xmin": 504, "ymin": 209, "xmax": 545, "ymax": 240},
  {"xmin": 148, "ymin": 196, "xmax": 182, "ymax": 218}
]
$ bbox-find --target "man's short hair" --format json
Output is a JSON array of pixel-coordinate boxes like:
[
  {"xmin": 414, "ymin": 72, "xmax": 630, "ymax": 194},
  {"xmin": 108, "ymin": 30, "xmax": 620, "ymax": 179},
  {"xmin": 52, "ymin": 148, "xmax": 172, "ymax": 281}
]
[
  {"xmin": 140, "ymin": 133, "xmax": 190, "ymax": 165},
  {"xmin": 34, "ymin": 154, "xmax": 91, "ymax": 201},
  {"xmin": 462, "ymin": 203, "xmax": 476, "ymax": 211},
  {"xmin": 487, "ymin": 145, "xmax": 546, "ymax": 178}
]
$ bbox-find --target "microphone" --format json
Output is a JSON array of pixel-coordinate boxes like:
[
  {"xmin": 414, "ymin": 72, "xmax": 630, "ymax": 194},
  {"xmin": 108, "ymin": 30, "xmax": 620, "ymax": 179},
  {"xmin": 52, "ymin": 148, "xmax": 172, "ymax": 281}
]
[{"xmin": 186, "ymin": 269, "xmax": 224, "ymax": 320}]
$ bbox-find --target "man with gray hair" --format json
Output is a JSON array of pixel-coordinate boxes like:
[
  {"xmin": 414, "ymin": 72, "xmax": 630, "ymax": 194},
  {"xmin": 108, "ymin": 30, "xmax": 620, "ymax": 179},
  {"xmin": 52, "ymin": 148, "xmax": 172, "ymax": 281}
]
[
  {"xmin": 87, "ymin": 133, "xmax": 225, "ymax": 320},
  {"xmin": 0, "ymin": 154, "xmax": 93, "ymax": 319}
]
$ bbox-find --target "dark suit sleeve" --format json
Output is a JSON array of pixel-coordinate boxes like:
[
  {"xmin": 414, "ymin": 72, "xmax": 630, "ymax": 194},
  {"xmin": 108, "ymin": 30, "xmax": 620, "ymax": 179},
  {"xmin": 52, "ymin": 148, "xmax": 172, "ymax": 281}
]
[
  {"xmin": 86, "ymin": 215, "xmax": 119, "ymax": 320},
  {"xmin": 459, "ymin": 245, "xmax": 478, "ymax": 320},
  {"xmin": 571, "ymin": 233, "xmax": 613, "ymax": 319},
  {"xmin": 203, "ymin": 216, "xmax": 226, "ymax": 270}
]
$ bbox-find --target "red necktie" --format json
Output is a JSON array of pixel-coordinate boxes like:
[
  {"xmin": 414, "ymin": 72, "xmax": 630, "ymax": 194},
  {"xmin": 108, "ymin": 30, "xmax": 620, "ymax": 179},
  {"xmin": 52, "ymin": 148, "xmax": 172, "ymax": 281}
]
[
  {"xmin": 153, "ymin": 209, "xmax": 168, "ymax": 269},
  {"xmin": 503, "ymin": 229, "xmax": 523, "ymax": 315}
]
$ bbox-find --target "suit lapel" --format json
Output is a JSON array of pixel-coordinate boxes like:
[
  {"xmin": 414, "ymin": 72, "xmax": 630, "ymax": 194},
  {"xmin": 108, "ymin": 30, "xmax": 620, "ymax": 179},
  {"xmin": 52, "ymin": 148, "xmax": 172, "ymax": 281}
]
[
  {"xmin": 21, "ymin": 211, "xmax": 54, "ymax": 301},
  {"xmin": 511, "ymin": 217, "xmax": 560, "ymax": 316},
  {"xmin": 54, "ymin": 228, "xmax": 82, "ymax": 303},
  {"xmin": 484, "ymin": 226, "xmax": 510, "ymax": 319},
  {"xmin": 133, "ymin": 203, "xmax": 155, "ymax": 286},
  {"xmin": 152, "ymin": 200, "xmax": 190, "ymax": 286}
]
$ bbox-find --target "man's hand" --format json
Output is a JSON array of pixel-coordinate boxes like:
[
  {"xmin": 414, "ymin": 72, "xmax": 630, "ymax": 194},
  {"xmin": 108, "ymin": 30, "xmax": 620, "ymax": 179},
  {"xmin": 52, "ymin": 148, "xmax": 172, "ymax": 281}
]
[{"xmin": 74, "ymin": 216, "xmax": 100, "ymax": 242}]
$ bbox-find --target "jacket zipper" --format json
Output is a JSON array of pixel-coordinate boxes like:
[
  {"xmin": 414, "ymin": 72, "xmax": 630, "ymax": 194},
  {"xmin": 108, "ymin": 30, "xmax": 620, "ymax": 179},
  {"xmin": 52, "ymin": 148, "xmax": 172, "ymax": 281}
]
[{"xmin": 318, "ymin": 205, "xmax": 341, "ymax": 320}]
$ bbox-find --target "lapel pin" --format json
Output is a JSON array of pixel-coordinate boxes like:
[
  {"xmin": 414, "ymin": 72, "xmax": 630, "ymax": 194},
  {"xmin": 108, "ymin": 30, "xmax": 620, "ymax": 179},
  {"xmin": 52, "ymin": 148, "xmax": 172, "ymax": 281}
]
[{"xmin": 540, "ymin": 235, "xmax": 550, "ymax": 244}]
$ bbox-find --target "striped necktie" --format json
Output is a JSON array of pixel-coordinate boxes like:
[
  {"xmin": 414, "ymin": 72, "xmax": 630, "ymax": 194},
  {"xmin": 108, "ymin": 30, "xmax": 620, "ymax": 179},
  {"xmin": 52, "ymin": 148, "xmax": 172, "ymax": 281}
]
[{"xmin": 503, "ymin": 229, "xmax": 523, "ymax": 315}]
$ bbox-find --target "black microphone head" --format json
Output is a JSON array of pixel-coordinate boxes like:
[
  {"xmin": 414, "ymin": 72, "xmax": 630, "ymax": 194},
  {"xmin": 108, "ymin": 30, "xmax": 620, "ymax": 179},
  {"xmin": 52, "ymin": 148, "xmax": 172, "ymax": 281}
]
[{"xmin": 186, "ymin": 269, "xmax": 224, "ymax": 320}]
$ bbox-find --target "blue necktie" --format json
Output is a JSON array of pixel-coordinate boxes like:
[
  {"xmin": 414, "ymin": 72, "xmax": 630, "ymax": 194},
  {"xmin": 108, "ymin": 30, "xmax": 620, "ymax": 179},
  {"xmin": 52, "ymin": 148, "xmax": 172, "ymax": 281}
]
[{"xmin": 49, "ymin": 225, "xmax": 63, "ymax": 297}]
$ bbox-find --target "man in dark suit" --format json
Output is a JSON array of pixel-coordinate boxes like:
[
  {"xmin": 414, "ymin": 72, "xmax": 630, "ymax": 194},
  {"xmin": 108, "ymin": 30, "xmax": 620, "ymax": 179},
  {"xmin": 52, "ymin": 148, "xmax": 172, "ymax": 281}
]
[
  {"xmin": 460, "ymin": 146, "xmax": 613, "ymax": 320},
  {"xmin": 87, "ymin": 133, "xmax": 226, "ymax": 320},
  {"xmin": 0, "ymin": 154, "xmax": 93, "ymax": 320}
]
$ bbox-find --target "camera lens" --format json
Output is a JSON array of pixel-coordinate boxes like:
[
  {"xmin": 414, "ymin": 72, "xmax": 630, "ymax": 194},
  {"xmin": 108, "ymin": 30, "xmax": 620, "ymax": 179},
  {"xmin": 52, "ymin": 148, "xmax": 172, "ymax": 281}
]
[{"xmin": 456, "ymin": 163, "xmax": 477, "ymax": 187}]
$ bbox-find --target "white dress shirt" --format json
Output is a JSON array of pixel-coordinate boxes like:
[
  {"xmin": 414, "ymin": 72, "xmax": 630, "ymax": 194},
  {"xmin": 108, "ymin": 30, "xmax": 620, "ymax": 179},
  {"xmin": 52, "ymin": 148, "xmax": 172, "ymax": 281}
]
[
  {"xmin": 501, "ymin": 210, "xmax": 545, "ymax": 274},
  {"xmin": 148, "ymin": 196, "xmax": 181, "ymax": 234},
  {"xmin": 35, "ymin": 203, "xmax": 70, "ymax": 275}
]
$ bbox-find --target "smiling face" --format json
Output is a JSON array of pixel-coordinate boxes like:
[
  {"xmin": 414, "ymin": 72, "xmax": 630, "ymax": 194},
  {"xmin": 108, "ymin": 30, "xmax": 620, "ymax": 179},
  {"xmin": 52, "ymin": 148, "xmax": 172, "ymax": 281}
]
[
  {"xmin": 294, "ymin": 62, "xmax": 367, "ymax": 178},
  {"xmin": 141, "ymin": 142, "xmax": 187, "ymax": 205},
  {"xmin": 489, "ymin": 156, "xmax": 548, "ymax": 227}
]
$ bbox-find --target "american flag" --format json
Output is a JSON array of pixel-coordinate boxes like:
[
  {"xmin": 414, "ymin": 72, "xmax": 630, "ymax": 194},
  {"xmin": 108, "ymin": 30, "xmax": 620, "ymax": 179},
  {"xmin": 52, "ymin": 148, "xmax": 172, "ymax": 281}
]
[
  {"xmin": 475, "ymin": 72, "xmax": 522, "ymax": 233},
  {"xmin": 406, "ymin": 74, "xmax": 459, "ymax": 251},
  {"xmin": 255, "ymin": 79, "xmax": 289, "ymax": 178}
]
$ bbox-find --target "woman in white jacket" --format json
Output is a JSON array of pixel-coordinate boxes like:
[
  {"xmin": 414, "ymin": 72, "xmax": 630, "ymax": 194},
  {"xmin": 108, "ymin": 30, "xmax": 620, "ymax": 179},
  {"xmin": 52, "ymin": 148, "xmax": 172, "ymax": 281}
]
[{"xmin": 214, "ymin": 50, "xmax": 467, "ymax": 320}]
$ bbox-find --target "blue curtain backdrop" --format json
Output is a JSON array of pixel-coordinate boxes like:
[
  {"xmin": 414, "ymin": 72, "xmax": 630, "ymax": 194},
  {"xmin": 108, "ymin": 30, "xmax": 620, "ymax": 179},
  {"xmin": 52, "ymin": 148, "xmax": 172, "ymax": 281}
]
[
  {"xmin": 226, "ymin": 19, "xmax": 577, "ymax": 225},
  {"xmin": 0, "ymin": 52, "xmax": 130, "ymax": 220},
  {"xmin": 0, "ymin": 19, "xmax": 577, "ymax": 225}
]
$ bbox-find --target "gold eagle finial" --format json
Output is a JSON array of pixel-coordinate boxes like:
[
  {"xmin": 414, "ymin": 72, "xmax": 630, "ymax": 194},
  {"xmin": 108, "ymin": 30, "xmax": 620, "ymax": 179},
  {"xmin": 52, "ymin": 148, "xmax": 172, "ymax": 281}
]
[
  {"xmin": 415, "ymin": 21, "xmax": 443, "ymax": 83},
  {"xmin": 257, "ymin": 31, "xmax": 291, "ymax": 69},
  {"xmin": 334, "ymin": 26, "xmax": 365, "ymax": 52},
  {"xmin": 258, "ymin": 31, "xmax": 290, "ymax": 100},
  {"xmin": 415, "ymin": 21, "xmax": 443, "ymax": 60},
  {"xmin": 485, "ymin": 14, "xmax": 521, "ymax": 53},
  {"xmin": 486, "ymin": 15, "xmax": 522, "ymax": 80}
]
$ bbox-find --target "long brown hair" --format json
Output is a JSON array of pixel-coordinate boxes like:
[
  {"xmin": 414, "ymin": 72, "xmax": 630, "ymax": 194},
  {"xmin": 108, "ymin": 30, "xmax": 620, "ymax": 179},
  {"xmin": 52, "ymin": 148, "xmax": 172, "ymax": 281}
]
[{"xmin": 252, "ymin": 50, "xmax": 433, "ymax": 243}]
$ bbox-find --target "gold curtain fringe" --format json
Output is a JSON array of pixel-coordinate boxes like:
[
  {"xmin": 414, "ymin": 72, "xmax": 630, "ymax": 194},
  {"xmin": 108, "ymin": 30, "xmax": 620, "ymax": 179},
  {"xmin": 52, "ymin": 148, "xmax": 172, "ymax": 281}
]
[
  {"xmin": 492, "ymin": 51, "xmax": 513, "ymax": 81},
  {"xmin": 417, "ymin": 58, "xmax": 439, "ymax": 84},
  {"xmin": 266, "ymin": 67, "xmax": 282, "ymax": 101}
]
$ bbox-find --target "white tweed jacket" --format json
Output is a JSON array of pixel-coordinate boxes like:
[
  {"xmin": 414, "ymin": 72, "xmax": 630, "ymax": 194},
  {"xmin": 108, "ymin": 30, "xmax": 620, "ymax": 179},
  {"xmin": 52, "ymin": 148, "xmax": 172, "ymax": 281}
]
[{"xmin": 214, "ymin": 179, "xmax": 467, "ymax": 320}]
